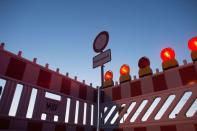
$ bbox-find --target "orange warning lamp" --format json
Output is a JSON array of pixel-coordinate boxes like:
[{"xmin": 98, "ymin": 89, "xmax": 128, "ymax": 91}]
[
  {"xmin": 138, "ymin": 57, "xmax": 153, "ymax": 78},
  {"xmin": 119, "ymin": 64, "xmax": 131, "ymax": 83},
  {"xmin": 188, "ymin": 36, "xmax": 197, "ymax": 61},
  {"xmin": 120, "ymin": 64, "xmax": 130, "ymax": 76},
  {"xmin": 104, "ymin": 70, "xmax": 113, "ymax": 81},
  {"xmin": 160, "ymin": 48, "xmax": 178, "ymax": 70},
  {"xmin": 138, "ymin": 57, "xmax": 150, "ymax": 68},
  {"xmin": 103, "ymin": 70, "xmax": 114, "ymax": 88},
  {"xmin": 160, "ymin": 48, "xmax": 175, "ymax": 62},
  {"xmin": 188, "ymin": 36, "xmax": 197, "ymax": 51}
]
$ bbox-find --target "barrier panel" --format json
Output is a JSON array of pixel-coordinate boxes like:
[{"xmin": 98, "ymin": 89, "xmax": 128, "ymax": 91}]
[
  {"xmin": 0, "ymin": 47, "xmax": 97, "ymax": 131},
  {"xmin": 100, "ymin": 60, "xmax": 197, "ymax": 131}
]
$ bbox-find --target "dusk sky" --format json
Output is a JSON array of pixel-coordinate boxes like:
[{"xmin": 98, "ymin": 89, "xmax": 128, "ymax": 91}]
[{"xmin": 0, "ymin": 0, "xmax": 197, "ymax": 87}]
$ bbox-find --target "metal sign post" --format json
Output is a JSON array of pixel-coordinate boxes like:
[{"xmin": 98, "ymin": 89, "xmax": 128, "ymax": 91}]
[
  {"xmin": 92, "ymin": 31, "xmax": 111, "ymax": 131},
  {"xmin": 0, "ymin": 86, "xmax": 2, "ymax": 95}
]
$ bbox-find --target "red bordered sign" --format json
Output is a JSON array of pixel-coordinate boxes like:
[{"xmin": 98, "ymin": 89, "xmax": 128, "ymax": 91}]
[{"xmin": 93, "ymin": 31, "xmax": 109, "ymax": 53}]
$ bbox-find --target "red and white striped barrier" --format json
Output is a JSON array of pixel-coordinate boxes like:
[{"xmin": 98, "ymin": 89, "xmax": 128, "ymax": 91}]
[{"xmin": 0, "ymin": 45, "xmax": 197, "ymax": 131}]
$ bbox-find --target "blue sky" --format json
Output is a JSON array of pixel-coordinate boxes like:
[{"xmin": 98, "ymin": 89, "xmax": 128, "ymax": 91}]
[{"xmin": 0, "ymin": 0, "xmax": 197, "ymax": 87}]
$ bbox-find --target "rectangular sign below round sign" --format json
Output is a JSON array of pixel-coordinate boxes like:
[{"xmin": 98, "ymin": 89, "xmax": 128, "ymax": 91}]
[{"xmin": 93, "ymin": 49, "xmax": 111, "ymax": 68}]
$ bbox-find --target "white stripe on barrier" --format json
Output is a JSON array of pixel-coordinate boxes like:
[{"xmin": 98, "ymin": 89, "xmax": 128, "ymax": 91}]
[
  {"xmin": 91, "ymin": 104, "xmax": 94, "ymax": 126},
  {"xmin": 130, "ymin": 100, "xmax": 148, "ymax": 122},
  {"xmin": 104, "ymin": 106, "xmax": 116, "ymax": 124},
  {"xmin": 186, "ymin": 98, "xmax": 197, "ymax": 117},
  {"xmin": 74, "ymin": 100, "xmax": 79, "ymax": 124},
  {"xmin": 0, "ymin": 78, "xmax": 6, "ymax": 100},
  {"xmin": 26, "ymin": 88, "xmax": 37, "ymax": 118},
  {"xmin": 8, "ymin": 84, "xmax": 23, "ymax": 116},
  {"xmin": 120, "ymin": 102, "xmax": 136, "ymax": 124},
  {"xmin": 45, "ymin": 92, "xmax": 61, "ymax": 101},
  {"xmin": 142, "ymin": 97, "xmax": 161, "ymax": 121},
  {"xmin": 83, "ymin": 102, "xmax": 87, "ymax": 125},
  {"xmin": 155, "ymin": 95, "xmax": 175, "ymax": 120},
  {"xmin": 111, "ymin": 104, "xmax": 125, "ymax": 124},
  {"xmin": 169, "ymin": 91, "xmax": 192, "ymax": 119},
  {"xmin": 65, "ymin": 98, "xmax": 71, "ymax": 123}
]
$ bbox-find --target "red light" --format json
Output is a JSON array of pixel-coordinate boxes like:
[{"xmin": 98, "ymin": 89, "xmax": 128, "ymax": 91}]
[
  {"xmin": 120, "ymin": 64, "xmax": 130, "ymax": 75},
  {"xmin": 188, "ymin": 36, "xmax": 197, "ymax": 51},
  {"xmin": 105, "ymin": 70, "xmax": 113, "ymax": 81},
  {"xmin": 160, "ymin": 48, "xmax": 175, "ymax": 62}
]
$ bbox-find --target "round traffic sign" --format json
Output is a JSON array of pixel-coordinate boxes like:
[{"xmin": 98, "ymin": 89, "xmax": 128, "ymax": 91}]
[{"xmin": 93, "ymin": 31, "xmax": 109, "ymax": 53}]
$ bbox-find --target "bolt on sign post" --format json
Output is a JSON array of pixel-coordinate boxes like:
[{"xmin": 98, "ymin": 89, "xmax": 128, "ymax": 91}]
[{"xmin": 92, "ymin": 31, "xmax": 111, "ymax": 131}]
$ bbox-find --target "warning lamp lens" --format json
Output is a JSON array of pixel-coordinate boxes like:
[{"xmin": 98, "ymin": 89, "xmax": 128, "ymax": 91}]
[
  {"xmin": 138, "ymin": 57, "xmax": 150, "ymax": 68},
  {"xmin": 120, "ymin": 64, "xmax": 130, "ymax": 75},
  {"xmin": 160, "ymin": 48, "xmax": 175, "ymax": 61},
  {"xmin": 188, "ymin": 36, "xmax": 197, "ymax": 51},
  {"xmin": 105, "ymin": 70, "xmax": 113, "ymax": 81}
]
